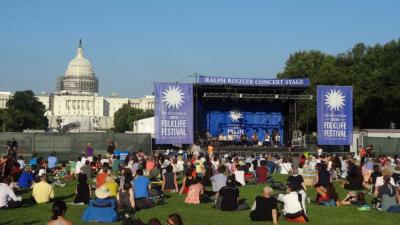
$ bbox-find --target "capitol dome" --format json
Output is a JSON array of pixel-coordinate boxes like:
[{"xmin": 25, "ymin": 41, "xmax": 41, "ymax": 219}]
[{"xmin": 57, "ymin": 40, "xmax": 99, "ymax": 94}]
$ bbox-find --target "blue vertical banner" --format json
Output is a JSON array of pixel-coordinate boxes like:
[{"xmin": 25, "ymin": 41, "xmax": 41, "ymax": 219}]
[
  {"xmin": 317, "ymin": 85, "xmax": 353, "ymax": 145},
  {"xmin": 154, "ymin": 83, "xmax": 194, "ymax": 144}
]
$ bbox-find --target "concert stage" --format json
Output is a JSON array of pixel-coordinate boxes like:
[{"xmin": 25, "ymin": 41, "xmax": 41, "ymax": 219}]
[
  {"xmin": 193, "ymin": 76, "xmax": 312, "ymax": 147},
  {"xmin": 215, "ymin": 145, "xmax": 291, "ymax": 153}
]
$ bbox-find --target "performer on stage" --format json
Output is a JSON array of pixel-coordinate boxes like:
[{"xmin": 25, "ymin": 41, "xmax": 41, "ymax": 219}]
[
  {"xmin": 251, "ymin": 132, "xmax": 259, "ymax": 146},
  {"xmin": 263, "ymin": 132, "xmax": 271, "ymax": 147}
]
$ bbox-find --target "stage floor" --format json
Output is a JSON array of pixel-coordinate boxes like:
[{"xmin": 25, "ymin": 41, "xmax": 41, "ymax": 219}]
[{"xmin": 213, "ymin": 146, "xmax": 293, "ymax": 152}]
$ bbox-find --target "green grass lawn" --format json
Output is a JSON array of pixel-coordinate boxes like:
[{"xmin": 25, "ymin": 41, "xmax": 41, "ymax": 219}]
[{"xmin": 1, "ymin": 175, "xmax": 400, "ymax": 225}]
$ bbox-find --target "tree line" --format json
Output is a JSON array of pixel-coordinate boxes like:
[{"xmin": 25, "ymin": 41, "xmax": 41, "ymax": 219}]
[{"xmin": 277, "ymin": 39, "xmax": 400, "ymax": 132}]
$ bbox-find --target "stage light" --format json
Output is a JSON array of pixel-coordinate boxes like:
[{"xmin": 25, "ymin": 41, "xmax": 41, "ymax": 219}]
[{"xmin": 275, "ymin": 94, "xmax": 279, "ymax": 99}]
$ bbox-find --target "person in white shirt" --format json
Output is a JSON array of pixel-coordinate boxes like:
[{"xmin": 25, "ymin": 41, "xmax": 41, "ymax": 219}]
[
  {"xmin": 280, "ymin": 158, "xmax": 293, "ymax": 175},
  {"xmin": 234, "ymin": 165, "xmax": 246, "ymax": 186},
  {"xmin": 17, "ymin": 156, "xmax": 25, "ymax": 169},
  {"xmin": 0, "ymin": 177, "xmax": 22, "ymax": 209},
  {"xmin": 76, "ymin": 156, "xmax": 82, "ymax": 174},
  {"xmin": 374, "ymin": 167, "xmax": 396, "ymax": 192},
  {"xmin": 278, "ymin": 183, "xmax": 308, "ymax": 222}
]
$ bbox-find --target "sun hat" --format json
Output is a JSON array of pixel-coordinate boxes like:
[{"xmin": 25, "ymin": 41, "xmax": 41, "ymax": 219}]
[
  {"xmin": 38, "ymin": 169, "xmax": 46, "ymax": 176},
  {"xmin": 95, "ymin": 186, "xmax": 111, "ymax": 199},
  {"xmin": 393, "ymin": 166, "xmax": 400, "ymax": 174}
]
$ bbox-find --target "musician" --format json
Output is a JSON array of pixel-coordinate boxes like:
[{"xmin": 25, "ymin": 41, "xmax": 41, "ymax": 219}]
[
  {"xmin": 263, "ymin": 133, "xmax": 271, "ymax": 147},
  {"xmin": 218, "ymin": 132, "xmax": 226, "ymax": 146},
  {"xmin": 251, "ymin": 132, "xmax": 259, "ymax": 146},
  {"xmin": 275, "ymin": 134, "xmax": 281, "ymax": 147},
  {"xmin": 240, "ymin": 133, "xmax": 249, "ymax": 146},
  {"xmin": 227, "ymin": 132, "xmax": 234, "ymax": 146}
]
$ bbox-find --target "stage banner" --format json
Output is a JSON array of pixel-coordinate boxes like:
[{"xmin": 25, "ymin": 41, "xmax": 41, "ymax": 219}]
[
  {"xmin": 154, "ymin": 83, "xmax": 194, "ymax": 144},
  {"xmin": 317, "ymin": 85, "xmax": 353, "ymax": 145},
  {"xmin": 198, "ymin": 75, "xmax": 310, "ymax": 87}
]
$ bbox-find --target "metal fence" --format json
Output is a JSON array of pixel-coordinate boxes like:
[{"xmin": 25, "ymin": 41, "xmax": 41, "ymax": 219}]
[
  {"xmin": 363, "ymin": 136, "xmax": 400, "ymax": 155},
  {"xmin": 0, "ymin": 132, "xmax": 152, "ymax": 161}
]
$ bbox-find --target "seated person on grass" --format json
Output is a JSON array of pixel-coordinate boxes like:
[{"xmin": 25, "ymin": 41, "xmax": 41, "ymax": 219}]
[
  {"xmin": 249, "ymin": 186, "xmax": 278, "ymax": 224},
  {"xmin": 340, "ymin": 191, "xmax": 367, "ymax": 207},
  {"xmin": 216, "ymin": 175, "xmax": 249, "ymax": 211},
  {"xmin": 374, "ymin": 175, "xmax": 400, "ymax": 212},
  {"xmin": 46, "ymin": 201, "xmax": 73, "ymax": 225},
  {"xmin": 256, "ymin": 160, "xmax": 269, "ymax": 184},
  {"xmin": 73, "ymin": 173, "xmax": 91, "ymax": 205},
  {"xmin": 132, "ymin": 169, "xmax": 155, "ymax": 209},
  {"xmin": 96, "ymin": 165, "xmax": 109, "ymax": 188},
  {"xmin": 32, "ymin": 175, "xmax": 55, "ymax": 204},
  {"xmin": 162, "ymin": 165, "xmax": 178, "ymax": 193},
  {"xmin": 278, "ymin": 182, "xmax": 308, "ymax": 223},
  {"xmin": 210, "ymin": 165, "xmax": 227, "ymax": 197},
  {"xmin": 184, "ymin": 178, "xmax": 204, "ymax": 204},
  {"xmin": 117, "ymin": 182, "xmax": 136, "ymax": 211},
  {"xmin": 18, "ymin": 165, "xmax": 34, "ymax": 189},
  {"xmin": 315, "ymin": 183, "xmax": 339, "ymax": 206},
  {"xmin": 0, "ymin": 176, "xmax": 23, "ymax": 209},
  {"xmin": 104, "ymin": 175, "xmax": 118, "ymax": 197}
]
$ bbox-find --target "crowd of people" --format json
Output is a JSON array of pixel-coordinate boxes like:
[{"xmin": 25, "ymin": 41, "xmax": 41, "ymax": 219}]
[{"xmin": 1, "ymin": 139, "xmax": 400, "ymax": 224}]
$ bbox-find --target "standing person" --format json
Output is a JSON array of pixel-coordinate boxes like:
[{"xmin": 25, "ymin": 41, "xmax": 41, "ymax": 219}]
[
  {"xmin": 249, "ymin": 186, "xmax": 278, "ymax": 224},
  {"xmin": 32, "ymin": 175, "xmax": 55, "ymax": 204},
  {"xmin": 86, "ymin": 143, "xmax": 94, "ymax": 162},
  {"xmin": 80, "ymin": 160, "xmax": 92, "ymax": 179},
  {"xmin": 46, "ymin": 201, "xmax": 73, "ymax": 225},
  {"xmin": 107, "ymin": 140, "xmax": 116, "ymax": 155}
]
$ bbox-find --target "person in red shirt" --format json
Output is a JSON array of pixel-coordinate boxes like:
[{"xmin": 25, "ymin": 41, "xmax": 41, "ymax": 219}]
[
  {"xmin": 96, "ymin": 165, "xmax": 108, "ymax": 188},
  {"xmin": 256, "ymin": 160, "xmax": 269, "ymax": 183}
]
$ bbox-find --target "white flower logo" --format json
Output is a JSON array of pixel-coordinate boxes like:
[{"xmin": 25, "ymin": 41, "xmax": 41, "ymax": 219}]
[
  {"xmin": 229, "ymin": 110, "xmax": 243, "ymax": 122},
  {"xmin": 162, "ymin": 86, "xmax": 185, "ymax": 109},
  {"xmin": 324, "ymin": 89, "xmax": 345, "ymax": 111}
]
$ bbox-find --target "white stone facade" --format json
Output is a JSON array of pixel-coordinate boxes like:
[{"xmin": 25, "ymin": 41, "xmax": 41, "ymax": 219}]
[
  {"xmin": 0, "ymin": 41, "xmax": 154, "ymax": 132},
  {"xmin": 0, "ymin": 92, "xmax": 12, "ymax": 109}
]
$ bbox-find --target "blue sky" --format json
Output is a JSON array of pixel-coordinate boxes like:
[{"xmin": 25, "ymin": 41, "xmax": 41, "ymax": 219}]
[{"xmin": 0, "ymin": 0, "xmax": 399, "ymax": 98}]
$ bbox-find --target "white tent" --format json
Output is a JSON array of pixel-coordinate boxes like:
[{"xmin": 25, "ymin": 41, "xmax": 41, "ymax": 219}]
[{"xmin": 132, "ymin": 117, "xmax": 154, "ymax": 137}]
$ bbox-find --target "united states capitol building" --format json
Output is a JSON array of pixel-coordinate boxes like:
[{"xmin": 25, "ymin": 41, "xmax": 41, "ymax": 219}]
[{"xmin": 0, "ymin": 40, "xmax": 154, "ymax": 132}]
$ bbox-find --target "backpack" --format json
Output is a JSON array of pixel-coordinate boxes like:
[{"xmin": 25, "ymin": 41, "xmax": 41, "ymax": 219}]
[{"xmin": 270, "ymin": 181, "xmax": 286, "ymax": 191}]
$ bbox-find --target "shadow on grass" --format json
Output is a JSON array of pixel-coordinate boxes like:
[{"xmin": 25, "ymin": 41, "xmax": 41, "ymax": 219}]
[
  {"xmin": 20, "ymin": 220, "xmax": 40, "ymax": 225},
  {"xmin": 55, "ymin": 193, "xmax": 76, "ymax": 202},
  {"xmin": 15, "ymin": 188, "xmax": 32, "ymax": 195}
]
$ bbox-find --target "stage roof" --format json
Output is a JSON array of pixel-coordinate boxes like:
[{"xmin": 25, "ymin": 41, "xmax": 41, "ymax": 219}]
[{"xmin": 196, "ymin": 75, "xmax": 310, "ymax": 88}]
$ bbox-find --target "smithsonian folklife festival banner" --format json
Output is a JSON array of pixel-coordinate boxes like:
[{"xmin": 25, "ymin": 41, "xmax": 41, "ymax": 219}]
[
  {"xmin": 155, "ymin": 83, "xmax": 194, "ymax": 144},
  {"xmin": 317, "ymin": 85, "xmax": 353, "ymax": 145}
]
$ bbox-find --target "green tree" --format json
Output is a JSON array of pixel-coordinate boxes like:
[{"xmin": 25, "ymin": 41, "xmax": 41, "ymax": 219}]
[
  {"xmin": 277, "ymin": 39, "xmax": 400, "ymax": 131},
  {"xmin": 1, "ymin": 90, "xmax": 48, "ymax": 131},
  {"xmin": 113, "ymin": 104, "xmax": 154, "ymax": 133}
]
